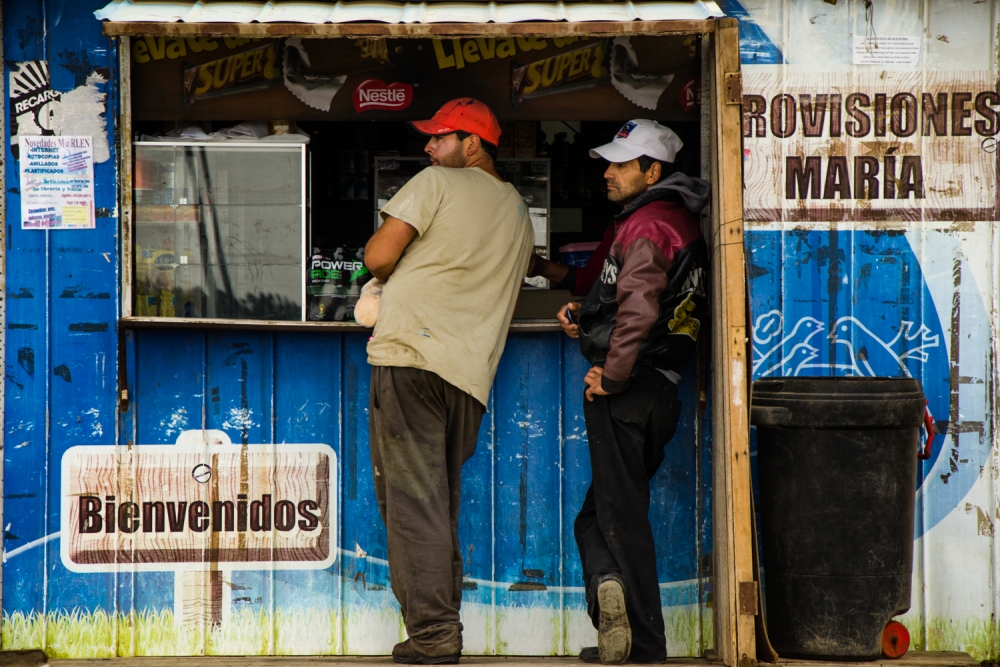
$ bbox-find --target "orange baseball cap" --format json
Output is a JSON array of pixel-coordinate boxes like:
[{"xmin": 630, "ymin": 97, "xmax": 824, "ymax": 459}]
[{"xmin": 409, "ymin": 98, "xmax": 502, "ymax": 147}]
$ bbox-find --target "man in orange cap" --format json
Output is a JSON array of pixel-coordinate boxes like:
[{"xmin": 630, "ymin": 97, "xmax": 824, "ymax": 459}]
[{"xmin": 364, "ymin": 98, "xmax": 534, "ymax": 664}]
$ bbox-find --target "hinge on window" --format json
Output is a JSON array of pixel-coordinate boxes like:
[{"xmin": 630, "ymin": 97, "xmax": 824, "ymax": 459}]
[
  {"xmin": 725, "ymin": 71, "xmax": 742, "ymax": 105},
  {"xmin": 739, "ymin": 581, "xmax": 757, "ymax": 615}
]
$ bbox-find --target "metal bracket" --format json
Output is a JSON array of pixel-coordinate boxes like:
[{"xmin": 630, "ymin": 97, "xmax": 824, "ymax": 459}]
[
  {"xmin": 739, "ymin": 580, "xmax": 757, "ymax": 615},
  {"xmin": 725, "ymin": 71, "xmax": 742, "ymax": 105},
  {"xmin": 118, "ymin": 328, "xmax": 129, "ymax": 413}
]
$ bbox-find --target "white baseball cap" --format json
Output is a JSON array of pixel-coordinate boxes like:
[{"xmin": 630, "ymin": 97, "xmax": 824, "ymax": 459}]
[{"xmin": 589, "ymin": 119, "xmax": 683, "ymax": 164}]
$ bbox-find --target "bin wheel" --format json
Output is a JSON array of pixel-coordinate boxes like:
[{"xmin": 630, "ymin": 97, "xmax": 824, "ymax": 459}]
[{"xmin": 882, "ymin": 620, "xmax": 910, "ymax": 658}]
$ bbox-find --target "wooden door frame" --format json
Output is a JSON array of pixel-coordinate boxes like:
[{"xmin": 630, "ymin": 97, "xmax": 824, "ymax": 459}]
[{"xmin": 707, "ymin": 17, "xmax": 756, "ymax": 667}]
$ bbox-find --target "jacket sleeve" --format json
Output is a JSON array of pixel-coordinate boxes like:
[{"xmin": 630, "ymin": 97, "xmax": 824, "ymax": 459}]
[{"xmin": 600, "ymin": 238, "xmax": 671, "ymax": 393}]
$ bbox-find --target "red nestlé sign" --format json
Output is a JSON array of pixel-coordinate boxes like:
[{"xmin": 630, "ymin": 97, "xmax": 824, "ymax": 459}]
[{"xmin": 353, "ymin": 79, "xmax": 413, "ymax": 112}]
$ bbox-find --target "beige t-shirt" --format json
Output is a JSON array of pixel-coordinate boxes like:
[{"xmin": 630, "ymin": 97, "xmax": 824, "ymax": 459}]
[{"xmin": 367, "ymin": 166, "xmax": 533, "ymax": 405}]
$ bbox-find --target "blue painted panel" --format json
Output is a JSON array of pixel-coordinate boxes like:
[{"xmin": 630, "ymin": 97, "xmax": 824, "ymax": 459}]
[
  {"xmin": 457, "ymin": 389, "xmax": 496, "ymax": 600},
  {"xmin": 206, "ymin": 331, "xmax": 277, "ymax": 623},
  {"xmin": 272, "ymin": 333, "xmax": 343, "ymax": 637},
  {"xmin": 340, "ymin": 333, "xmax": 380, "ymax": 552},
  {"xmin": 274, "ymin": 333, "xmax": 342, "ymax": 447},
  {"xmin": 494, "ymin": 334, "xmax": 563, "ymax": 589},
  {"xmin": 127, "ymin": 330, "xmax": 208, "ymax": 625},
  {"xmin": 649, "ymin": 358, "xmax": 700, "ymax": 590},
  {"xmin": 492, "ymin": 334, "xmax": 563, "ymax": 653},
  {"xmin": 206, "ymin": 331, "xmax": 274, "ymax": 445},
  {"xmin": 747, "ymin": 230, "xmax": 951, "ymax": 531},
  {"xmin": 716, "ymin": 0, "xmax": 785, "ymax": 65},
  {"xmin": 134, "ymin": 330, "xmax": 206, "ymax": 443},
  {"xmin": 3, "ymin": 0, "xmax": 122, "ymax": 633},
  {"xmin": 561, "ymin": 336, "xmax": 591, "ymax": 609},
  {"xmin": 3, "ymin": 0, "xmax": 53, "ymax": 619}
]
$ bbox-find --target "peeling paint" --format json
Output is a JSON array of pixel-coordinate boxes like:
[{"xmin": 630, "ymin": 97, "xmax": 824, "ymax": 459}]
[{"xmin": 50, "ymin": 71, "xmax": 110, "ymax": 163}]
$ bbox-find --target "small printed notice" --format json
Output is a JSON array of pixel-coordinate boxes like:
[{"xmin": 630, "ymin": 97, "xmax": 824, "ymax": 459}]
[
  {"xmin": 852, "ymin": 36, "xmax": 920, "ymax": 65},
  {"xmin": 19, "ymin": 135, "xmax": 95, "ymax": 230}
]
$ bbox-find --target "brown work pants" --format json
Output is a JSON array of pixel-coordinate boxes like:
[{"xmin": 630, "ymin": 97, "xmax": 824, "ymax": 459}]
[{"xmin": 369, "ymin": 365, "xmax": 485, "ymax": 656}]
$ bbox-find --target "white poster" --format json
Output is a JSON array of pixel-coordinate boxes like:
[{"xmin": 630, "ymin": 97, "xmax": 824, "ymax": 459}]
[
  {"xmin": 852, "ymin": 36, "xmax": 921, "ymax": 65},
  {"xmin": 19, "ymin": 135, "xmax": 95, "ymax": 229}
]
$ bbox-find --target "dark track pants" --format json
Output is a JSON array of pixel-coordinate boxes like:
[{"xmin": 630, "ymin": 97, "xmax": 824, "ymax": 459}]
[
  {"xmin": 369, "ymin": 365, "xmax": 485, "ymax": 656},
  {"xmin": 574, "ymin": 368, "xmax": 681, "ymax": 662}
]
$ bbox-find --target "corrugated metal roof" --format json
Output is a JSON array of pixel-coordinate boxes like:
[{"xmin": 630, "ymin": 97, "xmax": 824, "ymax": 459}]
[{"xmin": 94, "ymin": 1, "xmax": 724, "ymax": 24}]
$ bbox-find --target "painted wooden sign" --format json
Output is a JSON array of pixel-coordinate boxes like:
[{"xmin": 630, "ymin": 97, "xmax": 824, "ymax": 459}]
[
  {"xmin": 61, "ymin": 444, "xmax": 337, "ymax": 572},
  {"xmin": 742, "ymin": 71, "xmax": 1000, "ymax": 222}
]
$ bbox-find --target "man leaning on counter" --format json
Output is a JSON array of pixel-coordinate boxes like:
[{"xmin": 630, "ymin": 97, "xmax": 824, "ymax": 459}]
[{"xmin": 363, "ymin": 98, "xmax": 534, "ymax": 665}]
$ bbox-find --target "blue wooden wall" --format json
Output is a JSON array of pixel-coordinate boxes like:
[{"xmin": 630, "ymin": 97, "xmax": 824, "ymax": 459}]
[
  {"xmin": 11, "ymin": 0, "xmax": 996, "ymax": 660},
  {"xmin": 1, "ymin": 0, "xmax": 714, "ymax": 655}
]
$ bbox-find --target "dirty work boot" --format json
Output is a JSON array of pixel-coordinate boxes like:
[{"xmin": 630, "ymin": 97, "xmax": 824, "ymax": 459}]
[
  {"xmin": 597, "ymin": 576, "xmax": 631, "ymax": 664},
  {"xmin": 392, "ymin": 639, "xmax": 461, "ymax": 665}
]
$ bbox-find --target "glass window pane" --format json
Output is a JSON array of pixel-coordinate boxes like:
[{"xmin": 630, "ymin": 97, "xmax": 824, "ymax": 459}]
[{"xmin": 134, "ymin": 144, "xmax": 304, "ymax": 321}]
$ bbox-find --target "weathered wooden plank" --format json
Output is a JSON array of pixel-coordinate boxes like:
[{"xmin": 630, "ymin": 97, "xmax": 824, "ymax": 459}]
[
  {"xmin": 707, "ymin": 27, "xmax": 734, "ymax": 667},
  {"xmin": 709, "ymin": 15, "xmax": 756, "ymax": 667},
  {"xmin": 120, "ymin": 317, "xmax": 565, "ymax": 334},
  {"xmin": 120, "ymin": 36, "xmax": 134, "ymax": 319}
]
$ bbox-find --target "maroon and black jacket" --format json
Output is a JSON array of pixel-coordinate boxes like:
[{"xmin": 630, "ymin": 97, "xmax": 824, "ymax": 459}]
[{"xmin": 578, "ymin": 182, "xmax": 709, "ymax": 394}]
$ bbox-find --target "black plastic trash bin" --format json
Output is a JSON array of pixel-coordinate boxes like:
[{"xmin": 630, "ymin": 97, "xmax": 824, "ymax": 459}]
[{"xmin": 750, "ymin": 377, "xmax": 927, "ymax": 660}]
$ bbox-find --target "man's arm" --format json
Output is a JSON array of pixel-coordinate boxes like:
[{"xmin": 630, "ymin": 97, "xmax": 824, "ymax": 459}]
[
  {"xmin": 528, "ymin": 254, "xmax": 573, "ymax": 286},
  {"xmin": 364, "ymin": 216, "xmax": 419, "ymax": 281}
]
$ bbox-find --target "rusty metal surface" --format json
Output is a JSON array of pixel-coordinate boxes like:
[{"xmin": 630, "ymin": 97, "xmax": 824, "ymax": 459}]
[
  {"xmin": 94, "ymin": 0, "xmax": 724, "ymax": 26},
  {"xmin": 723, "ymin": 70, "xmax": 740, "ymax": 105},
  {"xmin": 738, "ymin": 581, "xmax": 756, "ymax": 616},
  {"xmin": 102, "ymin": 19, "xmax": 716, "ymax": 37}
]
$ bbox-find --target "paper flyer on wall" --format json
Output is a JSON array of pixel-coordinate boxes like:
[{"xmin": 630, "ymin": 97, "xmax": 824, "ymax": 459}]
[{"xmin": 19, "ymin": 135, "xmax": 95, "ymax": 229}]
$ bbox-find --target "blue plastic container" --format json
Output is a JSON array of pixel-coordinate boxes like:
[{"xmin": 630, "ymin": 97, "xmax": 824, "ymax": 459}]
[{"xmin": 559, "ymin": 242, "xmax": 601, "ymax": 267}]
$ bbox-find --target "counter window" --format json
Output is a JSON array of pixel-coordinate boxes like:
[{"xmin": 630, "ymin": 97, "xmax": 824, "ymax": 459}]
[{"xmin": 126, "ymin": 34, "xmax": 703, "ymax": 326}]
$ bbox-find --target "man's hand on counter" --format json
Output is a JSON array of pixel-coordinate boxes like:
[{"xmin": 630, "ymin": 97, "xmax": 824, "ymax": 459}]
[
  {"xmin": 557, "ymin": 301, "xmax": 581, "ymax": 338},
  {"xmin": 364, "ymin": 216, "xmax": 418, "ymax": 281},
  {"xmin": 528, "ymin": 253, "xmax": 572, "ymax": 284}
]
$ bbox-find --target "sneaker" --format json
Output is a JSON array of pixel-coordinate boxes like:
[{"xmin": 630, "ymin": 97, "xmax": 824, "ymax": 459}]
[
  {"xmin": 392, "ymin": 639, "xmax": 461, "ymax": 665},
  {"xmin": 597, "ymin": 577, "xmax": 632, "ymax": 664}
]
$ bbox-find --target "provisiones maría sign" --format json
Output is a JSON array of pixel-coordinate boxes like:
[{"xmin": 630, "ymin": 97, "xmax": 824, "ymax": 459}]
[{"xmin": 742, "ymin": 71, "xmax": 1000, "ymax": 221}]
